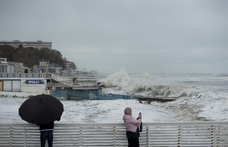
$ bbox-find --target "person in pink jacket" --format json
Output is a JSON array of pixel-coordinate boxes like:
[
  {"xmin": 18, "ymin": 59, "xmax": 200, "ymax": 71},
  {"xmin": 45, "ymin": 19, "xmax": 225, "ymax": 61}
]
[{"xmin": 123, "ymin": 107, "xmax": 142, "ymax": 147}]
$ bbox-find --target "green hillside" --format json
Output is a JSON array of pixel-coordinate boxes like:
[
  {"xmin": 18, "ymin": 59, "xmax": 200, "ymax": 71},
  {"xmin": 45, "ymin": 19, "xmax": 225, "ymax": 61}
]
[{"xmin": 0, "ymin": 45, "xmax": 66, "ymax": 69}]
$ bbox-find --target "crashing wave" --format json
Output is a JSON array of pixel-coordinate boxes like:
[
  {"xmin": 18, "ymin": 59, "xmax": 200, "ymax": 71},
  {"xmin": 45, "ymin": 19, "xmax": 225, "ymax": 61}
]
[{"xmin": 100, "ymin": 70, "xmax": 228, "ymax": 122}]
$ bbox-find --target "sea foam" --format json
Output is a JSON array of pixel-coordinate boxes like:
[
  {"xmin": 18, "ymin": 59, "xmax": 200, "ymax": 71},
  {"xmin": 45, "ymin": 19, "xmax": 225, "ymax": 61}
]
[{"xmin": 101, "ymin": 71, "xmax": 228, "ymax": 122}]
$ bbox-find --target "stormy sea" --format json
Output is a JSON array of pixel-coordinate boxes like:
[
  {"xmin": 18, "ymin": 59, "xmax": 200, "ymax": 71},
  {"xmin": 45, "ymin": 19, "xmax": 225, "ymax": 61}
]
[
  {"xmin": 99, "ymin": 70, "xmax": 228, "ymax": 122},
  {"xmin": 0, "ymin": 71, "xmax": 227, "ymax": 123}
]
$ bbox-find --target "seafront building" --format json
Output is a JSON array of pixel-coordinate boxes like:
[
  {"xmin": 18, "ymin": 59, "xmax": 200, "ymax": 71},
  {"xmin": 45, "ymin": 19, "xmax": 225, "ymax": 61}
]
[
  {"xmin": 33, "ymin": 60, "xmax": 62, "ymax": 75},
  {"xmin": 0, "ymin": 40, "xmax": 52, "ymax": 49},
  {"xmin": 0, "ymin": 58, "xmax": 51, "ymax": 95},
  {"xmin": 0, "ymin": 58, "xmax": 24, "ymax": 73},
  {"xmin": 0, "ymin": 58, "xmax": 87, "ymax": 96},
  {"xmin": 0, "ymin": 57, "xmax": 100, "ymax": 97}
]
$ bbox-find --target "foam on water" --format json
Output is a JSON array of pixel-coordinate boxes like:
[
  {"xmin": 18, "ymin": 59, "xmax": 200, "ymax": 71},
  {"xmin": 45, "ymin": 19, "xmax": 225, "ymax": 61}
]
[
  {"xmin": 1, "ymin": 71, "xmax": 227, "ymax": 123},
  {"xmin": 100, "ymin": 71, "xmax": 228, "ymax": 122},
  {"xmin": 0, "ymin": 97, "xmax": 177, "ymax": 123}
]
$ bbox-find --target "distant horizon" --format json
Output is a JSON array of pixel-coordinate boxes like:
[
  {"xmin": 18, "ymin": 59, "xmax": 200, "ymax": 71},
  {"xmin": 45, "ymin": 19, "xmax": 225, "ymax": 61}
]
[{"xmin": 101, "ymin": 71, "xmax": 228, "ymax": 76}]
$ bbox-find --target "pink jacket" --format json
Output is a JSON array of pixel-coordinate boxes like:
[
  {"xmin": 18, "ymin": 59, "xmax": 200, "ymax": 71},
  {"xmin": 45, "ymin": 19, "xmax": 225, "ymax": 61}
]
[{"xmin": 123, "ymin": 114, "xmax": 141, "ymax": 133}]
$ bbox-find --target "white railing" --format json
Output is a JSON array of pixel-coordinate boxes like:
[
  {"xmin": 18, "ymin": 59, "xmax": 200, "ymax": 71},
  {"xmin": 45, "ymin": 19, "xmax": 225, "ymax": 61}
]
[
  {"xmin": 0, "ymin": 122, "xmax": 227, "ymax": 147},
  {"xmin": 50, "ymin": 74, "xmax": 102, "ymax": 88},
  {"xmin": 0, "ymin": 73, "xmax": 49, "ymax": 78},
  {"xmin": 52, "ymin": 74, "xmax": 72, "ymax": 82},
  {"xmin": 46, "ymin": 83, "xmax": 68, "ymax": 88},
  {"xmin": 51, "ymin": 74, "xmax": 73, "ymax": 87},
  {"xmin": 73, "ymin": 82, "xmax": 98, "ymax": 87}
]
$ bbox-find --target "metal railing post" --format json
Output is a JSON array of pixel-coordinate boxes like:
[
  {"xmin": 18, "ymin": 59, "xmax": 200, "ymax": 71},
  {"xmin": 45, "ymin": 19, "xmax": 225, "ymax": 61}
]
[
  {"xmin": 147, "ymin": 126, "xmax": 149, "ymax": 147},
  {"xmin": 211, "ymin": 125, "xmax": 215, "ymax": 147},
  {"xmin": 217, "ymin": 125, "xmax": 220, "ymax": 147},
  {"xmin": 178, "ymin": 126, "xmax": 182, "ymax": 147},
  {"xmin": 10, "ymin": 127, "xmax": 12, "ymax": 147},
  {"xmin": 113, "ymin": 126, "xmax": 116, "ymax": 147},
  {"xmin": 24, "ymin": 126, "xmax": 26, "ymax": 147},
  {"xmin": 79, "ymin": 127, "xmax": 82, "ymax": 147}
]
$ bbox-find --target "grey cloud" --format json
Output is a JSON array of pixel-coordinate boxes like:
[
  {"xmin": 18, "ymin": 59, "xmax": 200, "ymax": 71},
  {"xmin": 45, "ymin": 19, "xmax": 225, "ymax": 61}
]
[{"xmin": 0, "ymin": 0, "xmax": 228, "ymax": 73}]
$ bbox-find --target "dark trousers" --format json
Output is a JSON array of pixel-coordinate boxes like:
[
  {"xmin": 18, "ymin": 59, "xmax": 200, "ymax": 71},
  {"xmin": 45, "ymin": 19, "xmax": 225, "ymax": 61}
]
[
  {"xmin": 127, "ymin": 138, "xmax": 139, "ymax": 147},
  {"xmin": 40, "ymin": 130, "xmax": 53, "ymax": 147}
]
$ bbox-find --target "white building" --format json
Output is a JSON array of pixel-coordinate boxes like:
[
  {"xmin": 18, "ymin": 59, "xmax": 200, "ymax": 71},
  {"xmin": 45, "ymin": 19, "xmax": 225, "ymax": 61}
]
[
  {"xmin": 0, "ymin": 58, "xmax": 49, "ymax": 95},
  {"xmin": 33, "ymin": 61, "xmax": 62, "ymax": 74},
  {"xmin": 0, "ymin": 58, "xmax": 14, "ymax": 73},
  {"xmin": 0, "ymin": 40, "xmax": 52, "ymax": 49}
]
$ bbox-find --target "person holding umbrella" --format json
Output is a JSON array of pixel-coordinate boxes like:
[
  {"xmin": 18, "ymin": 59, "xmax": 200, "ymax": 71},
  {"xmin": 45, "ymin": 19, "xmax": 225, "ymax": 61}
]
[
  {"xmin": 19, "ymin": 94, "xmax": 64, "ymax": 147},
  {"xmin": 123, "ymin": 107, "xmax": 142, "ymax": 147}
]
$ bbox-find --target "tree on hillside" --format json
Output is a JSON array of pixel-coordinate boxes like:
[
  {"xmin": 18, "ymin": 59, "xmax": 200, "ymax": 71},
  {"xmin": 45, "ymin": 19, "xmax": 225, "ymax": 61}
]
[
  {"xmin": 0, "ymin": 45, "xmax": 15, "ymax": 61},
  {"xmin": 69, "ymin": 62, "xmax": 77, "ymax": 70},
  {"xmin": 0, "ymin": 45, "xmax": 66, "ymax": 69}
]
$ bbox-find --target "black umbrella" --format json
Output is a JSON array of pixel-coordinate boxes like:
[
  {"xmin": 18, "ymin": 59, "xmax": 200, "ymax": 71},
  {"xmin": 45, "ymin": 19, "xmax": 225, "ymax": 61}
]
[{"xmin": 19, "ymin": 94, "xmax": 64, "ymax": 124}]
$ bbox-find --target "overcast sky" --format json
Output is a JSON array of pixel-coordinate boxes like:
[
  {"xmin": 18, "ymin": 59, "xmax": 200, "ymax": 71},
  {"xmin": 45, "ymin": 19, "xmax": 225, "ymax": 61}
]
[{"xmin": 0, "ymin": 0, "xmax": 228, "ymax": 74}]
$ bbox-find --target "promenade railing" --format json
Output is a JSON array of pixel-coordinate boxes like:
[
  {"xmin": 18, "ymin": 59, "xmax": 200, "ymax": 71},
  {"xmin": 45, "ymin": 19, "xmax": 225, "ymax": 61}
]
[
  {"xmin": 0, "ymin": 73, "xmax": 50, "ymax": 78},
  {"xmin": 0, "ymin": 122, "xmax": 227, "ymax": 147}
]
